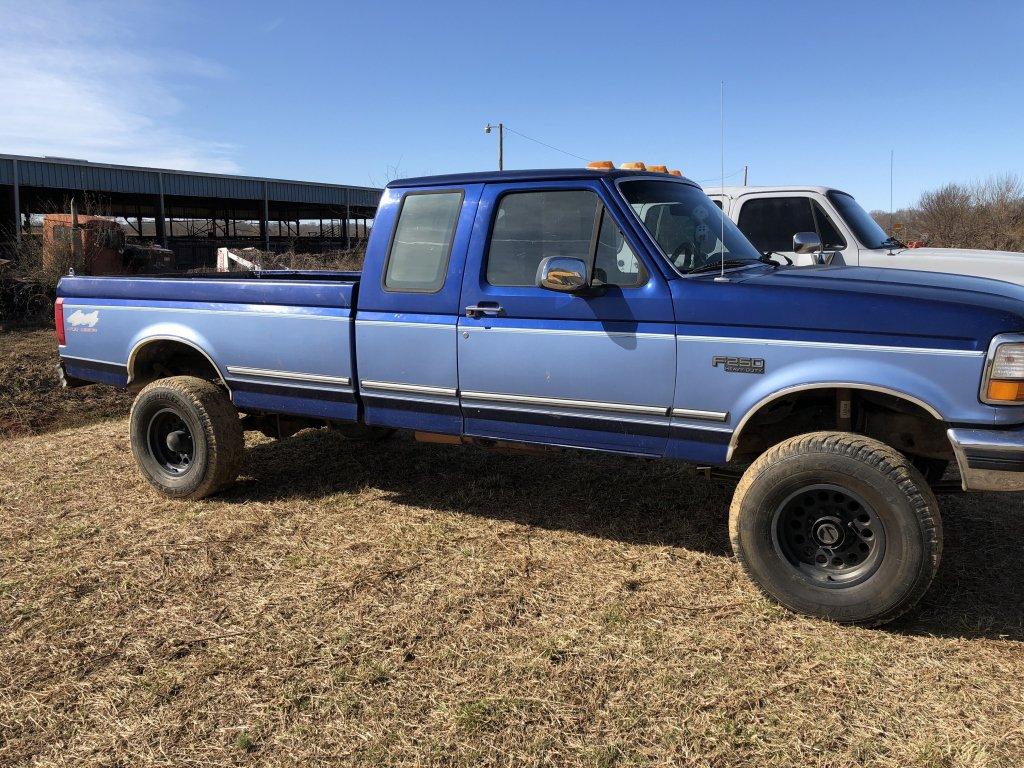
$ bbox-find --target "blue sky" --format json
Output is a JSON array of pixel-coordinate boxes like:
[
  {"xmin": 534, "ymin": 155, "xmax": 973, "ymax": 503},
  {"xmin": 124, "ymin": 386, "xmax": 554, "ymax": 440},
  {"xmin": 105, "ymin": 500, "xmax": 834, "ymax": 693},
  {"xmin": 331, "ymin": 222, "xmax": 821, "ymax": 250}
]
[{"xmin": 1, "ymin": 0, "xmax": 1021, "ymax": 209}]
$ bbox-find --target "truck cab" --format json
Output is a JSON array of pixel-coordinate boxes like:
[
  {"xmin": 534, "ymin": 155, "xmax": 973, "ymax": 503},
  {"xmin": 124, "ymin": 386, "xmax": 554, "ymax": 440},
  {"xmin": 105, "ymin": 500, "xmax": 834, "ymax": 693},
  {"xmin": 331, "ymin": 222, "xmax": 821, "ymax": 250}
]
[{"xmin": 706, "ymin": 185, "xmax": 1024, "ymax": 282}]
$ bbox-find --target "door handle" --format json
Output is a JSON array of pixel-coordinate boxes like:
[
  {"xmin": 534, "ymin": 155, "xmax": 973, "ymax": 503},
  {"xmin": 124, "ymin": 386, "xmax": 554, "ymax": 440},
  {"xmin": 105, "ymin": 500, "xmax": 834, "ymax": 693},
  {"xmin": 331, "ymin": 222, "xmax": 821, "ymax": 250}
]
[{"xmin": 465, "ymin": 304, "xmax": 503, "ymax": 318}]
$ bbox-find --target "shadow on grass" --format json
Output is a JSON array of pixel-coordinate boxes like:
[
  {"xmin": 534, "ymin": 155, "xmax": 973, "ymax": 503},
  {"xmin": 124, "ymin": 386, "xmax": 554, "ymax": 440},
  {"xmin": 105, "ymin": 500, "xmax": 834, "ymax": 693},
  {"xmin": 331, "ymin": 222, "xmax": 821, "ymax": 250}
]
[{"xmin": 226, "ymin": 428, "xmax": 1024, "ymax": 642}]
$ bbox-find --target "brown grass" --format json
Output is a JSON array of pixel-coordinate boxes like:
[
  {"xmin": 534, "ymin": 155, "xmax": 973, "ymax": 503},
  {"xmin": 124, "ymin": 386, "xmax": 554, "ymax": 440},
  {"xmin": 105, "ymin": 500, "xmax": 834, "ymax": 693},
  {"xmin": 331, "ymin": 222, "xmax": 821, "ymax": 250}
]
[
  {"xmin": 0, "ymin": 328, "xmax": 132, "ymax": 437},
  {"xmin": 3, "ymin": 330, "xmax": 1024, "ymax": 766}
]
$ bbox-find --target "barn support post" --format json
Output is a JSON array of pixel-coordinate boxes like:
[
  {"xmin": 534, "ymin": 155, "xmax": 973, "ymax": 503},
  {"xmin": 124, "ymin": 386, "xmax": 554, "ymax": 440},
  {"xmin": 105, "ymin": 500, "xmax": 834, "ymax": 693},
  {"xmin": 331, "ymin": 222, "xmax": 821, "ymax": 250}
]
[
  {"xmin": 156, "ymin": 172, "xmax": 167, "ymax": 246},
  {"xmin": 12, "ymin": 158, "xmax": 21, "ymax": 245},
  {"xmin": 345, "ymin": 193, "xmax": 351, "ymax": 250},
  {"xmin": 262, "ymin": 181, "xmax": 270, "ymax": 251}
]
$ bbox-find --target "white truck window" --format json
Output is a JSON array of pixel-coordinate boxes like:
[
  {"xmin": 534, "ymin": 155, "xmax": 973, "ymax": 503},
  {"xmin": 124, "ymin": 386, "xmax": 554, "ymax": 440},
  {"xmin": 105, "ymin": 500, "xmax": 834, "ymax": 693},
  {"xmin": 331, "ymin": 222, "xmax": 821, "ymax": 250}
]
[
  {"xmin": 812, "ymin": 201, "xmax": 847, "ymax": 250},
  {"xmin": 737, "ymin": 197, "xmax": 817, "ymax": 253}
]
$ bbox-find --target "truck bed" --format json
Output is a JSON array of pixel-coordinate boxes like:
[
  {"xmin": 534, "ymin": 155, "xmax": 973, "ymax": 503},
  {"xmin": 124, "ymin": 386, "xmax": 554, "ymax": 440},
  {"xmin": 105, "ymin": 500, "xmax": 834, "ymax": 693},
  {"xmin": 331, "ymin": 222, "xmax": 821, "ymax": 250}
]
[{"xmin": 57, "ymin": 271, "xmax": 361, "ymax": 423}]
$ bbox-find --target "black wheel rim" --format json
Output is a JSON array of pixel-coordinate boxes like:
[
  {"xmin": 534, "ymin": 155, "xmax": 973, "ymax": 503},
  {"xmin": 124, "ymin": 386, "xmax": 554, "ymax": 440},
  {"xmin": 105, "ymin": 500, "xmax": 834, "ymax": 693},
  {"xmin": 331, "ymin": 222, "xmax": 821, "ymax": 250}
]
[
  {"xmin": 146, "ymin": 408, "xmax": 195, "ymax": 476},
  {"xmin": 771, "ymin": 484, "xmax": 886, "ymax": 588}
]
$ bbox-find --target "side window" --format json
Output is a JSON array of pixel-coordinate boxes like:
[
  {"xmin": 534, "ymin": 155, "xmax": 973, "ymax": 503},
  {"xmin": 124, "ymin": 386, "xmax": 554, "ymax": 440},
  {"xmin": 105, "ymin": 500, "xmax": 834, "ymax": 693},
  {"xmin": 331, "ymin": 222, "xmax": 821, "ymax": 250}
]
[
  {"xmin": 711, "ymin": 199, "xmax": 724, "ymax": 209},
  {"xmin": 383, "ymin": 191, "xmax": 462, "ymax": 292},
  {"xmin": 593, "ymin": 208, "xmax": 646, "ymax": 287},
  {"xmin": 812, "ymin": 201, "xmax": 847, "ymax": 250},
  {"xmin": 486, "ymin": 191, "xmax": 598, "ymax": 286},
  {"xmin": 737, "ymin": 197, "xmax": 816, "ymax": 253}
]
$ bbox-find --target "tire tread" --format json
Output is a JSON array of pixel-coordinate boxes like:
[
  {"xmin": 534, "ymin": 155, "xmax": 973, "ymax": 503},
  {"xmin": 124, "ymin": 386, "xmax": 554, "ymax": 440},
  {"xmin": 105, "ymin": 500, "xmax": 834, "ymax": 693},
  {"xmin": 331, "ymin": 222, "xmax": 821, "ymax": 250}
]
[
  {"xmin": 729, "ymin": 431, "xmax": 942, "ymax": 626},
  {"xmin": 129, "ymin": 376, "xmax": 244, "ymax": 499}
]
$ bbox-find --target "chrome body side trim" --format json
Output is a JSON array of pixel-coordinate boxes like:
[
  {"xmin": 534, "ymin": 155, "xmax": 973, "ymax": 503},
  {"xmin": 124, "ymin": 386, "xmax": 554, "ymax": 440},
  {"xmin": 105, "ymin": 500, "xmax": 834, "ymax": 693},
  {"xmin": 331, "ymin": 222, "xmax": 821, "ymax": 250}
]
[
  {"xmin": 948, "ymin": 426, "xmax": 1024, "ymax": 491},
  {"xmin": 468, "ymin": 326, "xmax": 675, "ymax": 341},
  {"xmin": 727, "ymin": 382, "xmax": 944, "ymax": 461},
  {"xmin": 671, "ymin": 407, "xmax": 729, "ymax": 422},
  {"xmin": 460, "ymin": 390, "xmax": 669, "ymax": 416},
  {"xmin": 467, "ymin": 400, "xmax": 671, "ymax": 427},
  {"xmin": 677, "ymin": 334, "xmax": 985, "ymax": 358},
  {"xmin": 59, "ymin": 352, "xmax": 128, "ymax": 368},
  {"xmin": 360, "ymin": 380, "xmax": 459, "ymax": 397},
  {"xmin": 355, "ymin": 320, "xmax": 453, "ymax": 331},
  {"xmin": 226, "ymin": 366, "xmax": 351, "ymax": 387}
]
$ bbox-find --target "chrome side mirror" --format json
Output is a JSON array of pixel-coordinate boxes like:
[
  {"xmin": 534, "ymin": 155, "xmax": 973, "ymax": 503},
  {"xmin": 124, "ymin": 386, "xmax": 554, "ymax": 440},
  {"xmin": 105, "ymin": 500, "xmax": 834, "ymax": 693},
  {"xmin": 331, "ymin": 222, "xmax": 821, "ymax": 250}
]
[
  {"xmin": 536, "ymin": 256, "xmax": 589, "ymax": 292},
  {"xmin": 793, "ymin": 232, "xmax": 823, "ymax": 255}
]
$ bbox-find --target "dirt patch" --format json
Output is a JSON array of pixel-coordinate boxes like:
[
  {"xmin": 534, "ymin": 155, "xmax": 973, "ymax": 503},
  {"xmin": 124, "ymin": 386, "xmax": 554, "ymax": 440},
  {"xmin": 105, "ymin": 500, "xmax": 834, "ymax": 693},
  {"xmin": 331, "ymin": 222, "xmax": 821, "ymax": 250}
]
[
  {"xmin": 3, "ymin": 420, "xmax": 1024, "ymax": 766},
  {"xmin": 0, "ymin": 326, "xmax": 133, "ymax": 437}
]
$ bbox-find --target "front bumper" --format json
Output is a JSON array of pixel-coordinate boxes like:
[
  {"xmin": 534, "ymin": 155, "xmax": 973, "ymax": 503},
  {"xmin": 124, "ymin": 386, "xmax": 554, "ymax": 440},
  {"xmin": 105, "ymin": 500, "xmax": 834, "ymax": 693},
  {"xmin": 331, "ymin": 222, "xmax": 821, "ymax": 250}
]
[{"xmin": 948, "ymin": 426, "xmax": 1024, "ymax": 491}]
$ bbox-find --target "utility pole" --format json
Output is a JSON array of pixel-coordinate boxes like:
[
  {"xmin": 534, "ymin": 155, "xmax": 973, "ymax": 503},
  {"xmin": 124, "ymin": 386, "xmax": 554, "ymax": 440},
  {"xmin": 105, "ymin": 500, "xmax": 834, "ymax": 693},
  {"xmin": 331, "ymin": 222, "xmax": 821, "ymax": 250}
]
[{"xmin": 485, "ymin": 122, "xmax": 504, "ymax": 170}]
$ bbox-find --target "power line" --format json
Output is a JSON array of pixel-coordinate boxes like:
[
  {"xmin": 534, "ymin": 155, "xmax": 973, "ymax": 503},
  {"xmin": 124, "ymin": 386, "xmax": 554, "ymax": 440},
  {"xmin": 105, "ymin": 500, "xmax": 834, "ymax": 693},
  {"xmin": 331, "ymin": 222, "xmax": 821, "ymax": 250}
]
[
  {"xmin": 696, "ymin": 167, "xmax": 745, "ymax": 184},
  {"xmin": 503, "ymin": 126, "xmax": 590, "ymax": 162}
]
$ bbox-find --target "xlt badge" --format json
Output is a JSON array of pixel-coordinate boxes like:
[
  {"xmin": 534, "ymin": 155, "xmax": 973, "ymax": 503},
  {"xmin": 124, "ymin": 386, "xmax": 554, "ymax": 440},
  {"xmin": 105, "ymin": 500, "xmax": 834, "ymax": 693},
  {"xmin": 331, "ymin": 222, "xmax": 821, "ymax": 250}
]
[{"xmin": 712, "ymin": 355, "xmax": 765, "ymax": 374}]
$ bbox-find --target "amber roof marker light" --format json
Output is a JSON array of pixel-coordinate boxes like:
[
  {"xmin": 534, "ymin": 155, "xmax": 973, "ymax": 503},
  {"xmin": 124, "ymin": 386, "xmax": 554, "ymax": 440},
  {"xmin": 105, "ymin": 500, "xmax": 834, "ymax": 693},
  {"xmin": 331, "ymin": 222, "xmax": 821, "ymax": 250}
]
[
  {"xmin": 647, "ymin": 164, "xmax": 668, "ymax": 174},
  {"xmin": 620, "ymin": 161, "xmax": 647, "ymax": 171},
  {"xmin": 586, "ymin": 161, "xmax": 615, "ymax": 171}
]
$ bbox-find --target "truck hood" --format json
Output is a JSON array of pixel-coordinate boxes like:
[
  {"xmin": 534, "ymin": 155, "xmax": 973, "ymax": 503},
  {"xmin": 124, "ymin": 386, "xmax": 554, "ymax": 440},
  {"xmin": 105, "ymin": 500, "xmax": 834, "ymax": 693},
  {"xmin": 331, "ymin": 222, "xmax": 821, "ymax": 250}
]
[
  {"xmin": 681, "ymin": 264, "xmax": 1024, "ymax": 351},
  {"xmin": 896, "ymin": 246, "xmax": 1024, "ymax": 261},
  {"xmin": 863, "ymin": 246, "xmax": 1024, "ymax": 285}
]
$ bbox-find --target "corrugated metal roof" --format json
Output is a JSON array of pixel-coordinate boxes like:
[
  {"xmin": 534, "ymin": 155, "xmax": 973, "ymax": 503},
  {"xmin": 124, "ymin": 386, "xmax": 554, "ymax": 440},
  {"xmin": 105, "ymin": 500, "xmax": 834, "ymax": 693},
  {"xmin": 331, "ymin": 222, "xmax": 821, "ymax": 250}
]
[{"xmin": 0, "ymin": 153, "xmax": 381, "ymax": 209}]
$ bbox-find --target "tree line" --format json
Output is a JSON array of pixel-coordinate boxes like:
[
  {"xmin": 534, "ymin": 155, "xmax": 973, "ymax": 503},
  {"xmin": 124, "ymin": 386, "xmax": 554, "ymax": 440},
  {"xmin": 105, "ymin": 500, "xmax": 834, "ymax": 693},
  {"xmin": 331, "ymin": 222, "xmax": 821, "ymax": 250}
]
[{"xmin": 871, "ymin": 174, "xmax": 1024, "ymax": 251}]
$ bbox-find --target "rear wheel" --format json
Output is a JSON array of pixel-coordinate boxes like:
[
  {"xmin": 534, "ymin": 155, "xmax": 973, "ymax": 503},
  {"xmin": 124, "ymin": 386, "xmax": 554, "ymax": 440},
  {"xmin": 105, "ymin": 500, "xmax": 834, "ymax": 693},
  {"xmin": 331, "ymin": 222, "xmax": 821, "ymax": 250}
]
[
  {"xmin": 130, "ymin": 376, "xmax": 244, "ymax": 499},
  {"xmin": 729, "ymin": 431, "xmax": 942, "ymax": 626}
]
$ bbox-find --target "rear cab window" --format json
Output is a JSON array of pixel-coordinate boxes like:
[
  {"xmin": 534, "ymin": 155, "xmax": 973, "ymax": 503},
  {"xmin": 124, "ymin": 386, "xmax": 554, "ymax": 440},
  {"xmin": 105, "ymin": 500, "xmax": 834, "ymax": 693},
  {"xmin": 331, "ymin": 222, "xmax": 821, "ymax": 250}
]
[{"xmin": 383, "ymin": 190, "xmax": 463, "ymax": 292}]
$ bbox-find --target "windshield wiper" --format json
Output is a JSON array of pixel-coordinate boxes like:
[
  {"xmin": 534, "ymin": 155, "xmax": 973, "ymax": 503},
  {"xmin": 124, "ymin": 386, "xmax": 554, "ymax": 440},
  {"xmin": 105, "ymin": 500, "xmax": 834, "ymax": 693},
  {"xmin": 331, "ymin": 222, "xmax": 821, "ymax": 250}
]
[
  {"xmin": 758, "ymin": 252, "xmax": 792, "ymax": 268},
  {"xmin": 685, "ymin": 259, "xmax": 755, "ymax": 274}
]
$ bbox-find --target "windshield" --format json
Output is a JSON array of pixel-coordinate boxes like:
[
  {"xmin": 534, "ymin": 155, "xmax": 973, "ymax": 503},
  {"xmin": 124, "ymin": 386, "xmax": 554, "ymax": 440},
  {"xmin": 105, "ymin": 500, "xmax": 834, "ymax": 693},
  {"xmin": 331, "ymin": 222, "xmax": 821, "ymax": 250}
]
[
  {"xmin": 619, "ymin": 179, "xmax": 762, "ymax": 272},
  {"xmin": 827, "ymin": 191, "xmax": 894, "ymax": 249}
]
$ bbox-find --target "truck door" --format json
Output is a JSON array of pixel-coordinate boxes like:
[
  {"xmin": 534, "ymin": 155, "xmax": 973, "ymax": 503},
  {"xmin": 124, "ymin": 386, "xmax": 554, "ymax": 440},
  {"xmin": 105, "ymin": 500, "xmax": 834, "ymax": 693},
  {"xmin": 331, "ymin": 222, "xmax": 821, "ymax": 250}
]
[
  {"xmin": 355, "ymin": 185, "xmax": 481, "ymax": 435},
  {"xmin": 735, "ymin": 194, "xmax": 850, "ymax": 266},
  {"xmin": 456, "ymin": 181, "xmax": 676, "ymax": 456}
]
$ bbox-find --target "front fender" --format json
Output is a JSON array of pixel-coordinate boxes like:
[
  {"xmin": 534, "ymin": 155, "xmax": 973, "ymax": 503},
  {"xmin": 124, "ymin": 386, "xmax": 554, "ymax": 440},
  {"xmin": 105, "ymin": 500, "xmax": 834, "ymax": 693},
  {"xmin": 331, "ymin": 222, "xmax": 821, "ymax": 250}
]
[{"xmin": 673, "ymin": 337, "xmax": 1000, "ymax": 445}]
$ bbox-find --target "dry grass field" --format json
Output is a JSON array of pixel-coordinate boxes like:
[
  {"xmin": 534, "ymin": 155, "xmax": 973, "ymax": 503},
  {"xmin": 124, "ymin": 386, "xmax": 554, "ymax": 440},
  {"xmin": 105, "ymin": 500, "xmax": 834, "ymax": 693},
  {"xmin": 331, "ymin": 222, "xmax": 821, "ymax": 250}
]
[
  {"xmin": 1, "ymin": 328, "xmax": 132, "ymax": 437},
  {"xmin": 3, "ymin": 328, "xmax": 1024, "ymax": 766}
]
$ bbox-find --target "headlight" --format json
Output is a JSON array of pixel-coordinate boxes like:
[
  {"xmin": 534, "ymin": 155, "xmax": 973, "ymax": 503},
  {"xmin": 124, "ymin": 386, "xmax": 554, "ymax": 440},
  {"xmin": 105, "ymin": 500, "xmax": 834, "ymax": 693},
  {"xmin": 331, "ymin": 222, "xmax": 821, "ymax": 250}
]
[{"xmin": 982, "ymin": 336, "xmax": 1024, "ymax": 404}]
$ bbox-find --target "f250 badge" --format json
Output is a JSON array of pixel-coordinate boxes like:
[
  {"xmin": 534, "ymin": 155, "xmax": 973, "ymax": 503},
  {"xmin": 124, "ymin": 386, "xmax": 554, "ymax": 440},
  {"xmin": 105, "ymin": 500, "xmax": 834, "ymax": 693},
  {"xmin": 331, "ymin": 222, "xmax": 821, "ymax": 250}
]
[
  {"xmin": 712, "ymin": 355, "xmax": 765, "ymax": 374},
  {"xmin": 67, "ymin": 309, "xmax": 100, "ymax": 333}
]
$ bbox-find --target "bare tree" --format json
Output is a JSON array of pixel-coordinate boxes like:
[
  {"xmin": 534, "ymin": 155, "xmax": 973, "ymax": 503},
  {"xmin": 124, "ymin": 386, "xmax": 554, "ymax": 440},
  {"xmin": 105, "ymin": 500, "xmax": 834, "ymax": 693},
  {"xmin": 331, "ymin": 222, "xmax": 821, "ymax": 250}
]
[{"xmin": 874, "ymin": 175, "xmax": 1024, "ymax": 251}]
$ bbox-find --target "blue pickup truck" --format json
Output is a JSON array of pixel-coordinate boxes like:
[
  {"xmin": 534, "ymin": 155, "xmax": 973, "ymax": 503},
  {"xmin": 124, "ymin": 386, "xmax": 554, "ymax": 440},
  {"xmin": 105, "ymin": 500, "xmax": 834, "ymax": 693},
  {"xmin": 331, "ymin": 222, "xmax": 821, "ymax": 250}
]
[{"xmin": 55, "ymin": 165, "xmax": 1024, "ymax": 626}]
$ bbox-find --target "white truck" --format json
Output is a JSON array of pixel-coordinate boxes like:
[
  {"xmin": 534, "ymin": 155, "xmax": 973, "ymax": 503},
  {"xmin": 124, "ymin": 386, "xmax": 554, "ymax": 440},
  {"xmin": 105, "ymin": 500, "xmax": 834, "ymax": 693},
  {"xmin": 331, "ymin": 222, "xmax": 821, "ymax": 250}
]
[{"xmin": 705, "ymin": 185, "xmax": 1024, "ymax": 282}]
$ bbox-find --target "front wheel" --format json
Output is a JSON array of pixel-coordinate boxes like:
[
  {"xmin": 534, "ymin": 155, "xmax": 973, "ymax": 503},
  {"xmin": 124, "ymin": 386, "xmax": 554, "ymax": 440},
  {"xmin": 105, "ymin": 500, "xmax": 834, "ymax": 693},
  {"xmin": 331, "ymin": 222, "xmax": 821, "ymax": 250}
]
[
  {"xmin": 130, "ymin": 376, "xmax": 244, "ymax": 500},
  {"xmin": 729, "ymin": 431, "xmax": 942, "ymax": 626}
]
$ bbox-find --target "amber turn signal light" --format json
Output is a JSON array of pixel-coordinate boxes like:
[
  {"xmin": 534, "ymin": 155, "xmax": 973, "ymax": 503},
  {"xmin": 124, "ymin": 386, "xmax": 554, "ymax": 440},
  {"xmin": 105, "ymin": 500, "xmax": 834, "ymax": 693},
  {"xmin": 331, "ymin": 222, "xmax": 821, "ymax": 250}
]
[{"xmin": 987, "ymin": 379, "xmax": 1024, "ymax": 402}]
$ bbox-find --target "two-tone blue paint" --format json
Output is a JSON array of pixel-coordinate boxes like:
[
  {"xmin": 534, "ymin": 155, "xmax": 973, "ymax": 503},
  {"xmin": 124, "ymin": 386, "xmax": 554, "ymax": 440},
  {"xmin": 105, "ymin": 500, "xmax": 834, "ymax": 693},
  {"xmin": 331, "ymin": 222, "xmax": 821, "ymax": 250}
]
[
  {"xmin": 56, "ymin": 168, "xmax": 1024, "ymax": 469},
  {"xmin": 59, "ymin": 284, "xmax": 359, "ymax": 422}
]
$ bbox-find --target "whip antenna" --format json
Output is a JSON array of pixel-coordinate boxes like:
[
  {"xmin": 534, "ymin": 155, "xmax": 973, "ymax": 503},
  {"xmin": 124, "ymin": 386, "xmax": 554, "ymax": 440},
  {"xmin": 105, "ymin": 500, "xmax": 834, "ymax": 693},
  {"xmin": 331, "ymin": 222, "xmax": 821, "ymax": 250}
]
[{"xmin": 715, "ymin": 81, "xmax": 729, "ymax": 282}]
